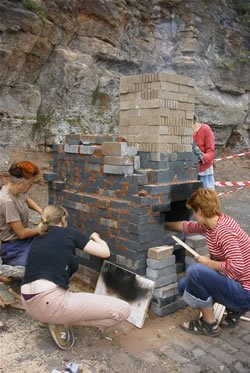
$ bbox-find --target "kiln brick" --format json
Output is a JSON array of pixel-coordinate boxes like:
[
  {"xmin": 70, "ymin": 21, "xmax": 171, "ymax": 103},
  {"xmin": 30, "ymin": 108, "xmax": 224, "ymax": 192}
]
[
  {"xmin": 104, "ymin": 156, "xmax": 133, "ymax": 165},
  {"xmin": 148, "ymin": 245, "xmax": 174, "ymax": 260},
  {"xmin": 152, "ymin": 273, "xmax": 178, "ymax": 288},
  {"xmin": 115, "ymin": 255, "xmax": 146, "ymax": 271},
  {"xmin": 185, "ymin": 256, "xmax": 195, "ymax": 266},
  {"xmin": 185, "ymin": 235, "xmax": 207, "ymax": 249},
  {"xmin": 147, "ymin": 255, "xmax": 176, "ymax": 269},
  {"xmin": 147, "ymin": 152, "xmax": 178, "ymax": 162},
  {"xmin": 104, "ymin": 165, "xmax": 134, "ymax": 175},
  {"xmin": 102, "ymin": 142, "xmax": 128, "ymax": 156},
  {"xmin": 79, "ymin": 145, "xmax": 96, "ymax": 154},
  {"xmin": 64, "ymin": 144, "xmax": 79, "ymax": 153},
  {"xmin": 151, "ymin": 294, "xmax": 177, "ymax": 307},
  {"xmin": 146, "ymin": 265, "xmax": 176, "ymax": 280},
  {"xmin": 43, "ymin": 172, "xmax": 58, "ymax": 182},
  {"xmin": 79, "ymin": 135, "xmax": 118, "ymax": 144},
  {"xmin": 153, "ymin": 282, "xmax": 178, "ymax": 298},
  {"xmin": 151, "ymin": 297, "xmax": 186, "ymax": 317},
  {"xmin": 63, "ymin": 200, "xmax": 90, "ymax": 212},
  {"xmin": 52, "ymin": 181, "xmax": 66, "ymax": 190}
]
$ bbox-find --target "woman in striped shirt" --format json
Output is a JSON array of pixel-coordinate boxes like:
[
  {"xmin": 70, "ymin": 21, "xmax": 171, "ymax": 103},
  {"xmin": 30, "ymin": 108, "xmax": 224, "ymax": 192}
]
[{"xmin": 165, "ymin": 188, "xmax": 250, "ymax": 337}]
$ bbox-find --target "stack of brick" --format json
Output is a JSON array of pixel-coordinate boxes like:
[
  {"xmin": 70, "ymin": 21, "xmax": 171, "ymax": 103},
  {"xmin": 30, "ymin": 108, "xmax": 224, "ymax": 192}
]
[
  {"xmin": 119, "ymin": 72, "xmax": 195, "ymax": 153},
  {"xmin": 184, "ymin": 234, "xmax": 208, "ymax": 269},
  {"xmin": 147, "ymin": 245, "xmax": 185, "ymax": 317}
]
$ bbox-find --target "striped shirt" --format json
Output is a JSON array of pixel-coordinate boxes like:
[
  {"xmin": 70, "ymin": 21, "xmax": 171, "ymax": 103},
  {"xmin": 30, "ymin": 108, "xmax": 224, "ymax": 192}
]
[{"xmin": 183, "ymin": 214, "xmax": 250, "ymax": 290}]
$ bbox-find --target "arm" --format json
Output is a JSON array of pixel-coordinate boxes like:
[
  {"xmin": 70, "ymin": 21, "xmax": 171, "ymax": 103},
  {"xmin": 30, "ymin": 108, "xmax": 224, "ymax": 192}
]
[
  {"xmin": 199, "ymin": 228, "xmax": 245, "ymax": 278},
  {"xmin": 202, "ymin": 127, "xmax": 215, "ymax": 164},
  {"xmin": 165, "ymin": 220, "xmax": 206, "ymax": 234},
  {"xmin": 10, "ymin": 220, "xmax": 39, "ymax": 239},
  {"xmin": 83, "ymin": 232, "xmax": 110, "ymax": 258},
  {"xmin": 165, "ymin": 221, "xmax": 184, "ymax": 232},
  {"xmin": 196, "ymin": 256, "xmax": 222, "ymax": 272},
  {"xmin": 26, "ymin": 197, "xmax": 43, "ymax": 214}
]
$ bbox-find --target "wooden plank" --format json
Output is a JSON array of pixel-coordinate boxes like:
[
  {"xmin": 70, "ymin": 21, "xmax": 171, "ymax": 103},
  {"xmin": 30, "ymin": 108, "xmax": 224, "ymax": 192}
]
[{"xmin": 172, "ymin": 235, "xmax": 200, "ymax": 257}]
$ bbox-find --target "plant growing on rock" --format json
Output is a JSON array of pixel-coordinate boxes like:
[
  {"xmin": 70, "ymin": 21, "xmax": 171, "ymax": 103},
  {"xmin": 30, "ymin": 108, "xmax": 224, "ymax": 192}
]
[{"xmin": 22, "ymin": 0, "xmax": 46, "ymax": 17}]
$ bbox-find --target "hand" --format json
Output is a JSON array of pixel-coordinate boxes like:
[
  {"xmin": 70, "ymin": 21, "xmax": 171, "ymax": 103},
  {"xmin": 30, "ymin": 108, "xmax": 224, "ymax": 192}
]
[
  {"xmin": 90, "ymin": 232, "xmax": 100, "ymax": 242},
  {"xmin": 195, "ymin": 255, "xmax": 211, "ymax": 266},
  {"xmin": 198, "ymin": 153, "xmax": 205, "ymax": 164}
]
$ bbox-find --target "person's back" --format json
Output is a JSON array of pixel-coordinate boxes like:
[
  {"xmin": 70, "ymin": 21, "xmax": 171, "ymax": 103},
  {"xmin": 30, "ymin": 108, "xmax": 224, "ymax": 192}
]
[{"xmin": 23, "ymin": 226, "xmax": 86, "ymax": 289}]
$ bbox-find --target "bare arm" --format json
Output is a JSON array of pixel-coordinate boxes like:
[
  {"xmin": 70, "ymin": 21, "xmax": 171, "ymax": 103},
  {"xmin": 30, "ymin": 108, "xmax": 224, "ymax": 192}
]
[
  {"xmin": 10, "ymin": 220, "xmax": 39, "ymax": 239},
  {"xmin": 83, "ymin": 232, "xmax": 110, "ymax": 258},
  {"xmin": 196, "ymin": 256, "xmax": 222, "ymax": 272},
  {"xmin": 165, "ymin": 221, "xmax": 184, "ymax": 232},
  {"xmin": 26, "ymin": 197, "xmax": 43, "ymax": 214}
]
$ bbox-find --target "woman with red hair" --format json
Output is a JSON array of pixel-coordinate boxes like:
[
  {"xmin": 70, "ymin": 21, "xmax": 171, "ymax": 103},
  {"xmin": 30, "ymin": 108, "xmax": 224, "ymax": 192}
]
[{"xmin": 0, "ymin": 161, "xmax": 44, "ymax": 266}]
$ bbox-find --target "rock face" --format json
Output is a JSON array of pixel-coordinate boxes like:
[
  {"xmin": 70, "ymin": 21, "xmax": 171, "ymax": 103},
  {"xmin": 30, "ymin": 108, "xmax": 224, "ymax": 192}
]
[{"xmin": 0, "ymin": 0, "xmax": 249, "ymax": 167}]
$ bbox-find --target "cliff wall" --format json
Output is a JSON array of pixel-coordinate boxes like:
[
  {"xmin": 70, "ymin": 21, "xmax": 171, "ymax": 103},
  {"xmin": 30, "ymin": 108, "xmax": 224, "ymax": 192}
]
[{"xmin": 0, "ymin": 0, "xmax": 249, "ymax": 168}]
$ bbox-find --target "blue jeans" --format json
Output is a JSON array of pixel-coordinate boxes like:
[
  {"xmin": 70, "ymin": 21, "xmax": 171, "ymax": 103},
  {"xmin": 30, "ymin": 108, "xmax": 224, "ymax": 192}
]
[
  {"xmin": 178, "ymin": 263, "xmax": 250, "ymax": 313},
  {"xmin": 198, "ymin": 174, "xmax": 215, "ymax": 190},
  {"xmin": 0, "ymin": 238, "xmax": 33, "ymax": 266}
]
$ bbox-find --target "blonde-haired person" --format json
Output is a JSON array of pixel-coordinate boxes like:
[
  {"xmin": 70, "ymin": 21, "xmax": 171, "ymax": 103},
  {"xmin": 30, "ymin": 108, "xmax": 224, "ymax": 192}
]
[
  {"xmin": 21, "ymin": 205, "xmax": 130, "ymax": 350},
  {"xmin": 0, "ymin": 161, "xmax": 43, "ymax": 266},
  {"xmin": 165, "ymin": 188, "xmax": 250, "ymax": 336}
]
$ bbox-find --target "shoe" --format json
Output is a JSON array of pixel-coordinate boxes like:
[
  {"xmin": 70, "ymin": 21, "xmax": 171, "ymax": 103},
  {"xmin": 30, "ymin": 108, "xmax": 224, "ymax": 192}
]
[
  {"xmin": 48, "ymin": 324, "xmax": 75, "ymax": 350},
  {"xmin": 180, "ymin": 317, "xmax": 221, "ymax": 337},
  {"xmin": 221, "ymin": 310, "xmax": 245, "ymax": 328}
]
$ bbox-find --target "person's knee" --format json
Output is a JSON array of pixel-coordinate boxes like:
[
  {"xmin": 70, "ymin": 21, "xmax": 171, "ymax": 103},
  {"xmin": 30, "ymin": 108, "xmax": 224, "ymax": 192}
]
[{"xmin": 186, "ymin": 263, "xmax": 206, "ymax": 283}]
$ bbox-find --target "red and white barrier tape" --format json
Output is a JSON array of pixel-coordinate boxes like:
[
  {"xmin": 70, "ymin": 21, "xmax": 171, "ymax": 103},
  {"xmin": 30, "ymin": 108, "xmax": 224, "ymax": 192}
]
[
  {"xmin": 215, "ymin": 181, "xmax": 250, "ymax": 187},
  {"xmin": 215, "ymin": 151, "xmax": 250, "ymax": 162},
  {"xmin": 217, "ymin": 186, "xmax": 246, "ymax": 198}
]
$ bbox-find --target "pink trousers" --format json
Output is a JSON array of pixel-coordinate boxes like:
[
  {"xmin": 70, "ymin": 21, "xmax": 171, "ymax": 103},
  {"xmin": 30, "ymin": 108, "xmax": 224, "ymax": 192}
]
[{"xmin": 21, "ymin": 287, "xmax": 131, "ymax": 329}]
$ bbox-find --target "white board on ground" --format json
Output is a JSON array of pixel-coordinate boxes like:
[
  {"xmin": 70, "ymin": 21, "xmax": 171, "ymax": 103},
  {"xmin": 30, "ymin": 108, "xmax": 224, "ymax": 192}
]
[{"xmin": 95, "ymin": 261, "xmax": 154, "ymax": 328}]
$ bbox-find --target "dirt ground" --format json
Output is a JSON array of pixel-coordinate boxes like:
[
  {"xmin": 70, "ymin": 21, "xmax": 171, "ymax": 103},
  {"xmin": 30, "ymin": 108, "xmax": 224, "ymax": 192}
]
[{"xmin": 0, "ymin": 153, "xmax": 250, "ymax": 373}]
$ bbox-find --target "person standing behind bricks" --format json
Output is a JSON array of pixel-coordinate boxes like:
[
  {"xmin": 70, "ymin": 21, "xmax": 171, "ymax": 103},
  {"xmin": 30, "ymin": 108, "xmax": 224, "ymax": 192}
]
[
  {"xmin": 192, "ymin": 114, "xmax": 215, "ymax": 190},
  {"xmin": 21, "ymin": 204, "xmax": 131, "ymax": 350}
]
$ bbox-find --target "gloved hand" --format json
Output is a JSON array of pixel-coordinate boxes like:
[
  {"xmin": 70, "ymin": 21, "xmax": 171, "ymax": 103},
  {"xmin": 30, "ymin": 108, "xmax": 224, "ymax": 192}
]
[{"xmin": 192, "ymin": 144, "xmax": 204, "ymax": 163}]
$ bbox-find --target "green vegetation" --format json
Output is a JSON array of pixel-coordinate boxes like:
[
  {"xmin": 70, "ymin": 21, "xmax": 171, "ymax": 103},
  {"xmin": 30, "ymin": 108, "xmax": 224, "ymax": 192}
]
[
  {"xmin": 237, "ymin": 0, "xmax": 250, "ymax": 14},
  {"xmin": 216, "ymin": 56, "xmax": 236, "ymax": 71},
  {"xmin": 36, "ymin": 113, "xmax": 51, "ymax": 128},
  {"xmin": 22, "ymin": 0, "xmax": 46, "ymax": 18}
]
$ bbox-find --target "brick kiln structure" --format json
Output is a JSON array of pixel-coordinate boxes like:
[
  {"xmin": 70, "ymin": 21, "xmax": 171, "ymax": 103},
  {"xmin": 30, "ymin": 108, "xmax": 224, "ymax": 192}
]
[{"xmin": 44, "ymin": 72, "xmax": 202, "ymax": 316}]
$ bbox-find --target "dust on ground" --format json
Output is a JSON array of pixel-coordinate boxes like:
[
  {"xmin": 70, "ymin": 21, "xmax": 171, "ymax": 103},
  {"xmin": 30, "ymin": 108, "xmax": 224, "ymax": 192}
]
[{"xmin": 0, "ymin": 153, "xmax": 250, "ymax": 373}]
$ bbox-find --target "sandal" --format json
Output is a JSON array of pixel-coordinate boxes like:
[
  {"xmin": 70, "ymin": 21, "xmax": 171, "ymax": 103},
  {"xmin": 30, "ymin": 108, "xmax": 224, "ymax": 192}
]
[
  {"xmin": 180, "ymin": 317, "xmax": 221, "ymax": 337},
  {"xmin": 221, "ymin": 310, "xmax": 244, "ymax": 328}
]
